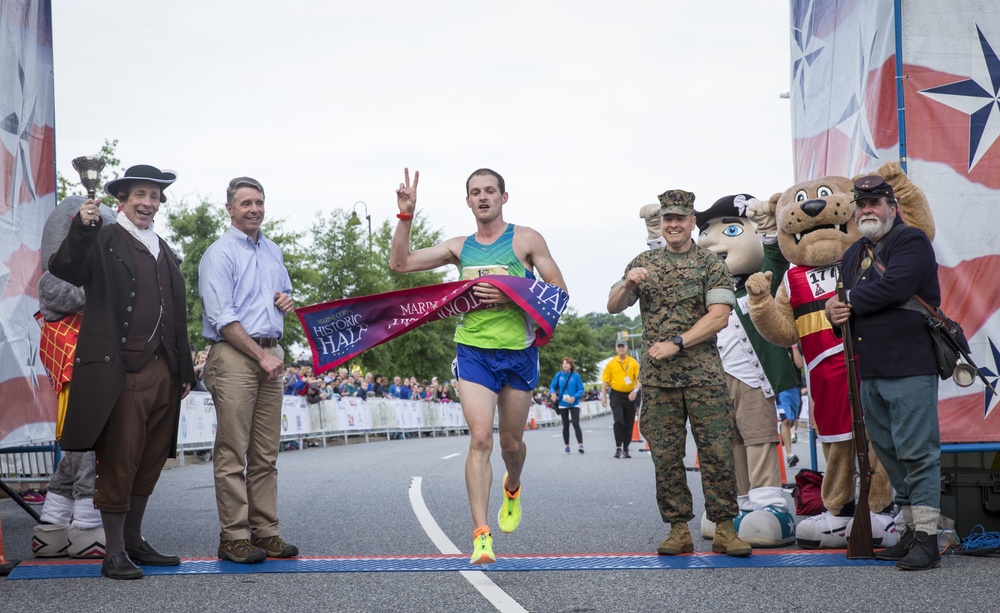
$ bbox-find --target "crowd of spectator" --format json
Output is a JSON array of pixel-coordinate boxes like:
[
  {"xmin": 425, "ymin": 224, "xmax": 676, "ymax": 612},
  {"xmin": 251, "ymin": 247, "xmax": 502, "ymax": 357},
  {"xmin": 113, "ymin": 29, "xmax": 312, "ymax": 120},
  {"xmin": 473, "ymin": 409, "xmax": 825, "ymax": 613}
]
[
  {"xmin": 194, "ymin": 351, "xmax": 605, "ymax": 409},
  {"xmin": 279, "ymin": 364, "xmax": 460, "ymax": 404}
]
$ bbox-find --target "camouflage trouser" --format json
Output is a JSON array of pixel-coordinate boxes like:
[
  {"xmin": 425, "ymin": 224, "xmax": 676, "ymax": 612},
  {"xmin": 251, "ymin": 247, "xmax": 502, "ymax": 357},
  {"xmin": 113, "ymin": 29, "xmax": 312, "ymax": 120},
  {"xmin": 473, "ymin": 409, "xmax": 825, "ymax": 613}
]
[{"xmin": 640, "ymin": 384, "xmax": 738, "ymax": 524}]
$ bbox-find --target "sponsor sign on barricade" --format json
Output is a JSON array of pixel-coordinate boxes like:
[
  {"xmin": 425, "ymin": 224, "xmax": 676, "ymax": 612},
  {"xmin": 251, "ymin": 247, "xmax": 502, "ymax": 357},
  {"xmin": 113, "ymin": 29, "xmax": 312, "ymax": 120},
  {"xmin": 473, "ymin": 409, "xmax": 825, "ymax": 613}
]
[
  {"xmin": 178, "ymin": 392, "xmax": 217, "ymax": 449},
  {"xmin": 336, "ymin": 396, "xmax": 371, "ymax": 431},
  {"xmin": 281, "ymin": 396, "xmax": 310, "ymax": 437},
  {"xmin": 396, "ymin": 400, "xmax": 424, "ymax": 429},
  {"xmin": 173, "ymin": 393, "xmax": 608, "ymax": 460}
]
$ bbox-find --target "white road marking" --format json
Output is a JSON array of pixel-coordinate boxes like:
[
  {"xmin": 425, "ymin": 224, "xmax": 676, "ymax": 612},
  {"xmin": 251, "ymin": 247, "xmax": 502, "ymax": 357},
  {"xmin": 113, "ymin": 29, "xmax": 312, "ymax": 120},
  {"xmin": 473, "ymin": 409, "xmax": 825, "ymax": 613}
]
[
  {"xmin": 441, "ymin": 453, "xmax": 461, "ymax": 460},
  {"xmin": 409, "ymin": 476, "xmax": 527, "ymax": 613}
]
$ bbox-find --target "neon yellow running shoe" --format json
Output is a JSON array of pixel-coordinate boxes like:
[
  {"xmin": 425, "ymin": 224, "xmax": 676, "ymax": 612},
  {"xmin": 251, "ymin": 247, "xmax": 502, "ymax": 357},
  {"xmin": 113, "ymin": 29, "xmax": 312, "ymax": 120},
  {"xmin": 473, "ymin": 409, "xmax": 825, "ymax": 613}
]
[
  {"xmin": 470, "ymin": 530, "xmax": 495, "ymax": 565},
  {"xmin": 497, "ymin": 473, "xmax": 522, "ymax": 533}
]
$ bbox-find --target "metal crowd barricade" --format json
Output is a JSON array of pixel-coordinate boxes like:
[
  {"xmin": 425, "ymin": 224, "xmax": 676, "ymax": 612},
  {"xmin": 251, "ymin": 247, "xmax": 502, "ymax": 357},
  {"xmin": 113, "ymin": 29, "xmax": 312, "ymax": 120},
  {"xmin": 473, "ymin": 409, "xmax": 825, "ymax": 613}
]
[
  {"xmin": 0, "ymin": 442, "xmax": 59, "ymax": 486},
  {"xmin": 174, "ymin": 392, "xmax": 610, "ymax": 463}
]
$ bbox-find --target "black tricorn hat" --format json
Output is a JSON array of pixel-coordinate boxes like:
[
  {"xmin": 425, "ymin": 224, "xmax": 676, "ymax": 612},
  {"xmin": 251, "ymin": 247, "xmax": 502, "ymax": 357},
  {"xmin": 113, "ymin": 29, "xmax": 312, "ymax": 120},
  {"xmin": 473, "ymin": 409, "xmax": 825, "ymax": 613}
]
[
  {"xmin": 105, "ymin": 165, "xmax": 177, "ymax": 203},
  {"xmin": 695, "ymin": 194, "xmax": 755, "ymax": 232}
]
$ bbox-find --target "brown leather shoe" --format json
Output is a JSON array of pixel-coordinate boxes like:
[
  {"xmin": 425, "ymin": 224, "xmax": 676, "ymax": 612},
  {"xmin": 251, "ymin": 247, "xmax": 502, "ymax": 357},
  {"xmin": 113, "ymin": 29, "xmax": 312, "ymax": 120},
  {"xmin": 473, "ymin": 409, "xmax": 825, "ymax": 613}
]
[
  {"xmin": 251, "ymin": 535, "xmax": 299, "ymax": 558},
  {"xmin": 218, "ymin": 538, "xmax": 266, "ymax": 564}
]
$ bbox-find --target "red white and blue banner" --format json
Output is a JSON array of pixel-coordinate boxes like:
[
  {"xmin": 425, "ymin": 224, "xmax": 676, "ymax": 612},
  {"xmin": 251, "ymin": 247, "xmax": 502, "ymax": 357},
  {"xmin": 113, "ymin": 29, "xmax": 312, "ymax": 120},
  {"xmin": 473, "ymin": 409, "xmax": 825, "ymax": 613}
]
[
  {"xmin": 0, "ymin": 0, "xmax": 57, "ymax": 448},
  {"xmin": 791, "ymin": 0, "xmax": 1000, "ymax": 442},
  {"xmin": 296, "ymin": 276, "xmax": 569, "ymax": 375}
]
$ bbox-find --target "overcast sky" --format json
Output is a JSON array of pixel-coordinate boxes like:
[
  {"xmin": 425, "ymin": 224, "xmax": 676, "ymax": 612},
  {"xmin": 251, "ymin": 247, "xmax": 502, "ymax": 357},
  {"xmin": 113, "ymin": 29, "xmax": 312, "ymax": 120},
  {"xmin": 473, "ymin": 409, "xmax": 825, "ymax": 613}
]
[{"xmin": 52, "ymin": 1, "xmax": 793, "ymax": 317}]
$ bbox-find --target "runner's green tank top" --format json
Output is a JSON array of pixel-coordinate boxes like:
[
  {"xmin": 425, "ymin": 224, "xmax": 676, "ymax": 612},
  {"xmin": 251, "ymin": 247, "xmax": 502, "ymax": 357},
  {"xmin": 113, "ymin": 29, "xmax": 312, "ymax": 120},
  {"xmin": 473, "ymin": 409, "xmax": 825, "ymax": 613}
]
[{"xmin": 455, "ymin": 224, "xmax": 536, "ymax": 349}]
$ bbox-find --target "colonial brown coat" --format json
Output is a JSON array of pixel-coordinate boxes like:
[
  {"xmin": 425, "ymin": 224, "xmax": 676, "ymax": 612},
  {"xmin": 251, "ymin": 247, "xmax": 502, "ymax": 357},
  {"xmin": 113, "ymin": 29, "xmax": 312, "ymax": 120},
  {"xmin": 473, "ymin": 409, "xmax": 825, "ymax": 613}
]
[{"xmin": 48, "ymin": 215, "xmax": 196, "ymax": 455}]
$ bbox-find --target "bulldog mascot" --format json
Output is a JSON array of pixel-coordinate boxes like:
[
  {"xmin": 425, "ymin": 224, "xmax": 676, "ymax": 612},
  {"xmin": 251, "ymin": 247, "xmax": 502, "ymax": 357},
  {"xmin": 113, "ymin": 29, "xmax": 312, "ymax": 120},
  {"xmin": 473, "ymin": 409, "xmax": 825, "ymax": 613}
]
[
  {"xmin": 745, "ymin": 161, "xmax": 933, "ymax": 548},
  {"xmin": 30, "ymin": 195, "xmax": 116, "ymax": 558}
]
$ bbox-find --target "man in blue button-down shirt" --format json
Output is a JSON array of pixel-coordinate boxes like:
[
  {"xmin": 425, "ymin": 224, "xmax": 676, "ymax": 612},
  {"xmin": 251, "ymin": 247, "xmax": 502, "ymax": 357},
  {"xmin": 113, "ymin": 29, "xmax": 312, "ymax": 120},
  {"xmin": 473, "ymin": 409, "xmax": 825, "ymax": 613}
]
[{"xmin": 199, "ymin": 177, "xmax": 297, "ymax": 565}]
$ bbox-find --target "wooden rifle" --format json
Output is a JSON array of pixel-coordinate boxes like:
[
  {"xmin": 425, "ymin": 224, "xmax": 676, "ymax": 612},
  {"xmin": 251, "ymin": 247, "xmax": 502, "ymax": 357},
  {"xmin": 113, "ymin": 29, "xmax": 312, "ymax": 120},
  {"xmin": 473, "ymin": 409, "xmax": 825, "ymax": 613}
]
[{"xmin": 836, "ymin": 266, "xmax": 874, "ymax": 559}]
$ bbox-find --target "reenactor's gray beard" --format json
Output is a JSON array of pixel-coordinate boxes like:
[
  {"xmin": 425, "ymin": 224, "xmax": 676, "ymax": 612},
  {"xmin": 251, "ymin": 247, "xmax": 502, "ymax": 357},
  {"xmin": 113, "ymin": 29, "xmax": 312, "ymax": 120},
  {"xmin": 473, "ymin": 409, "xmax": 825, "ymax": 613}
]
[{"xmin": 858, "ymin": 216, "xmax": 893, "ymax": 241}]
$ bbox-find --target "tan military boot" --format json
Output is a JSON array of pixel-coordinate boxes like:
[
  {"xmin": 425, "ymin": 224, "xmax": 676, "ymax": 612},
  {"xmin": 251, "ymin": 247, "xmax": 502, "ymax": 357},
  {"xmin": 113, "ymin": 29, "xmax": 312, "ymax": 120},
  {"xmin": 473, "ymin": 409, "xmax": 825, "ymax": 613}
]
[
  {"xmin": 657, "ymin": 521, "xmax": 693, "ymax": 555},
  {"xmin": 712, "ymin": 519, "xmax": 752, "ymax": 557}
]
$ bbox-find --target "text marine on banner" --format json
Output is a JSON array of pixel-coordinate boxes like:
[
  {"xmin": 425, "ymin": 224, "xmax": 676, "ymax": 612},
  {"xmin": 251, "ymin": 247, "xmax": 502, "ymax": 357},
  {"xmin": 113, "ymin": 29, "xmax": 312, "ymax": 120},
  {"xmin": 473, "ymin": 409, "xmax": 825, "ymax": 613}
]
[{"xmin": 295, "ymin": 276, "xmax": 569, "ymax": 375}]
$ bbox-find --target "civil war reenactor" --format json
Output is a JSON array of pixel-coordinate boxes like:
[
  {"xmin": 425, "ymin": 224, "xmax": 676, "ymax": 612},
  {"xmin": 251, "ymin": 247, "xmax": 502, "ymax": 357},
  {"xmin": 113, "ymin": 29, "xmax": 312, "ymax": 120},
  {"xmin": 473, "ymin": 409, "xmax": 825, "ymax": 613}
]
[{"xmin": 825, "ymin": 175, "xmax": 943, "ymax": 570}]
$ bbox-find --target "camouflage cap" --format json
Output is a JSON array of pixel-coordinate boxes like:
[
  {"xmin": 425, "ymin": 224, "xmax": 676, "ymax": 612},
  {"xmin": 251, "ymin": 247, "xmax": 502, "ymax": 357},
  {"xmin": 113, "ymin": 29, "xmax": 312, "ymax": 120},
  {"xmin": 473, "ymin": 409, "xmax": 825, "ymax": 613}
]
[
  {"xmin": 852, "ymin": 175, "xmax": 896, "ymax": 203},
  {"xmin": 656, "ymin": 189, "xmax": 696, "ymax": 216}
]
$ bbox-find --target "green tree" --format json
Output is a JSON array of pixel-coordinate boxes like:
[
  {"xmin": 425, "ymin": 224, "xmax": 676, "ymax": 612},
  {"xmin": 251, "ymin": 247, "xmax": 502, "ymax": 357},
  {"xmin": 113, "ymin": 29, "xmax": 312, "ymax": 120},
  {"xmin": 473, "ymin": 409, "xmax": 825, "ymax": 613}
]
[
  {"xmin": 582, "ymin": 312, "xmax": 642, "ymax": 355},
  {"xmin": 538, "ymin": 310, "xmax": 604, "ymax": 387},
  {"xmin": 335, "ymin": 217, "xmax": 457, "ymax": 379},
  {"xmin": 161, "ymin": 198, "xmax": 228, "ymax": 349},
  {"xmin": 304, "ymin": 209, "xmax": 390, "ymax": 302},
  {"xmin": 56, "ymin": 139, "xmax": 123, "ymax": 207}
]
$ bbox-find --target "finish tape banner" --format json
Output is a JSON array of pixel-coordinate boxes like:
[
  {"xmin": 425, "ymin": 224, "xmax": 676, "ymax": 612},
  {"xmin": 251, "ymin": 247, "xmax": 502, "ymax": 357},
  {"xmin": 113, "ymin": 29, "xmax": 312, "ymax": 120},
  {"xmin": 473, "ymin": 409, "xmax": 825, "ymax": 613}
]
[{"xmin": 296, "ymin": 276, "xmax": 569, "ymax": 375}]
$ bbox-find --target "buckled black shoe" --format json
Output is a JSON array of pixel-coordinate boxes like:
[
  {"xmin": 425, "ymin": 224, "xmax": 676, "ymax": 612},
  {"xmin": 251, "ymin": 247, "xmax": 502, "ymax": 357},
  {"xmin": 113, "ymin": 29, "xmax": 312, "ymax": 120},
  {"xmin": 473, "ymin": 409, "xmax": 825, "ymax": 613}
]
[
  {"xmin": 125, "ymin": 539, "xmax": 181, "ymax": 566},
  {"xmin": 896, "ymin": 531, "xmax": 941, "ymax": 571},
  {"xmin": 101, "ymin": 551, "xmax": 144, "ymax": 580},
  {"xmin": 874, "ymin": 529, "xmax": 915, "ymax": 561}
]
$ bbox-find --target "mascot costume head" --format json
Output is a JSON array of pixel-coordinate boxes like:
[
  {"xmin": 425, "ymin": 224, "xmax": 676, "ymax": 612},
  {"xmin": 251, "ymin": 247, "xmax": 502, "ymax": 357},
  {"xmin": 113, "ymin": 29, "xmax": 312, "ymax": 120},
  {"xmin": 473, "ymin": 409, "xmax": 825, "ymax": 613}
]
[{"xmin": 745, "ymin": 160, "xmax": 933, "ymax": 549}]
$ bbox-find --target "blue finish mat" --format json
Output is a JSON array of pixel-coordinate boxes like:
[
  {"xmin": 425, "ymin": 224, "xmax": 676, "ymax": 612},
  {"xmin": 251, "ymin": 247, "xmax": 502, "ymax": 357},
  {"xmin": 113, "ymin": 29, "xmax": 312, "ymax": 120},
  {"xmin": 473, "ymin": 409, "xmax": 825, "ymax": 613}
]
[{"xmin": 7, "ymin": 551, "xmax": 893, "ymax": 579}]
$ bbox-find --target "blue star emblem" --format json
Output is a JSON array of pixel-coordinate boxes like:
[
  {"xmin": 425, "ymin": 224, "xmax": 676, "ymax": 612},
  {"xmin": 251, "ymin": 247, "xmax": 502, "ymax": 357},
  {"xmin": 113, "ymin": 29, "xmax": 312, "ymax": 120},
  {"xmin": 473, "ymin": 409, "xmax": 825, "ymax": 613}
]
[{"xmin": 919, "ymin": 25, "xmax": 1000, "ymax": 172}]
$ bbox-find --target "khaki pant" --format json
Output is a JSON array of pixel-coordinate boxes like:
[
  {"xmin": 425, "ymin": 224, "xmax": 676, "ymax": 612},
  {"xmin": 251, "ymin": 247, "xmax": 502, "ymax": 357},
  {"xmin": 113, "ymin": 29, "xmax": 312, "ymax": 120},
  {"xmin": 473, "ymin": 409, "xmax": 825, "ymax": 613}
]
[
  {"xmin": 205, "ymin": 341, "xmax": 284, "ymax": 540},
  {"xmin": 725, "ymin": 374, "xmax": 781, "ymax": 495}
]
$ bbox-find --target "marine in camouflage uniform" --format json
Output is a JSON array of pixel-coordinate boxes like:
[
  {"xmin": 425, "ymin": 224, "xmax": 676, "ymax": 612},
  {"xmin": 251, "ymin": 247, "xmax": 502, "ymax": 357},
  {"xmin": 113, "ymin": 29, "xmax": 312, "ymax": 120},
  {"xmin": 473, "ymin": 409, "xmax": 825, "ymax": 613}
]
[{"xmin": 609, "ymin": 189, "xmax": 749, "ymax": 556}]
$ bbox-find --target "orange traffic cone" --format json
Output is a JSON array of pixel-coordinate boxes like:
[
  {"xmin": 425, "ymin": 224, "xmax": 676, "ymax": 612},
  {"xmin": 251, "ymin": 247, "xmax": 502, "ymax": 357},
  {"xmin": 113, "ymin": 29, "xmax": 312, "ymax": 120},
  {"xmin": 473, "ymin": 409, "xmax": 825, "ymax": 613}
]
[
  {"xmin": 631, "ymin": 419, "xmax": 642, "ymax": 444},
  {"xmin": 530, "ymin": 415, "xmax": 537, "ymax": 430}
]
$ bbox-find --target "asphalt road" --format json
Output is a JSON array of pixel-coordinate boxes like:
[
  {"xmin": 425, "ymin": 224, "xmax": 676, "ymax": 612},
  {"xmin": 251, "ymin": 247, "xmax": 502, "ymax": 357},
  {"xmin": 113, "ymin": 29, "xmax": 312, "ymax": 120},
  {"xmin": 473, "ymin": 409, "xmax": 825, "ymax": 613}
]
[{"xmin": 1, "ymin": 414, "xmax": 994, "ymax": 613}]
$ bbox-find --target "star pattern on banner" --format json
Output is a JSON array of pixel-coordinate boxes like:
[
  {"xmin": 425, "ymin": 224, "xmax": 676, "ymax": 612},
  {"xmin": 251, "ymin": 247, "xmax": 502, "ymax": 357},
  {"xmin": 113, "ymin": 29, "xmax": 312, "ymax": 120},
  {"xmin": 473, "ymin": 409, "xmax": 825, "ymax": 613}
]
[
  {"xmin": 919, "ymin": 25, "xmax": 1000, "ymax": 172},
  {"xmin": 1, "ymin": 52, "xmax": 42, "ymax": 208},
  {"xmin": 790, "ymin": 0, "xmax": 827, "ymax": 106},
  {"xmin": 835, "ymin": 23, "xmax": 880, "ymax": 165}
]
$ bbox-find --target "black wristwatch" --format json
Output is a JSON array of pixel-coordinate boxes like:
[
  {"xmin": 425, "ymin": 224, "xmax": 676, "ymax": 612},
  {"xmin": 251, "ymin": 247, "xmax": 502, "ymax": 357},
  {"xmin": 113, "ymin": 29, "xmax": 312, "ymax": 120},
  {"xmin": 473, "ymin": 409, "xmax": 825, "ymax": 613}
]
[{"xmin": 671, "ymin": 335, "xmax": 685, "ymax": 351}]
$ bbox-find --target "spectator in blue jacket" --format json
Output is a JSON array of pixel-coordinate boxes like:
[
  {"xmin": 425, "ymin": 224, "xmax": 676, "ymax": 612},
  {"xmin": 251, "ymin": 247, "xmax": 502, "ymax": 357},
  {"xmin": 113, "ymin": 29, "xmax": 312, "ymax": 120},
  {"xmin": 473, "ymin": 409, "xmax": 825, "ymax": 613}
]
[
  {"xmin": 548, "ymin": 358, "xmax": 585, "ymax": 454},
  {"xmin": 284, "ymin": 365, "xmax": 306, "ymax": 395}
]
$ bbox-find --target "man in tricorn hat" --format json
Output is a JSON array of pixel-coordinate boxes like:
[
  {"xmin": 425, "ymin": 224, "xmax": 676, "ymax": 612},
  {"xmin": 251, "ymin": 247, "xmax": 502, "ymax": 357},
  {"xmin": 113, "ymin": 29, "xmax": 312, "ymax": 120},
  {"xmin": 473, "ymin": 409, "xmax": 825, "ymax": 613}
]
[
  {"xmin": 608, "ymin": 189, "xmax": 751, "ymax": 558},
  {"xmin": 825, "ymin": 175, "xmax": 943, "ymax": 570},
  {"xmin": 49, "ymin": 164, "xmax": 196, "ymax": 579},
  {"xmin": 693, "ymin": 194, "xmax": 801, "ymax": 548}
]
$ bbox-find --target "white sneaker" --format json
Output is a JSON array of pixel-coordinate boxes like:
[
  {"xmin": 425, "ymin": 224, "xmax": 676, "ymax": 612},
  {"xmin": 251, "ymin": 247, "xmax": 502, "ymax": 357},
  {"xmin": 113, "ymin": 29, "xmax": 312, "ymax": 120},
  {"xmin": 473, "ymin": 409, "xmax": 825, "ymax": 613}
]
[
  {"xmin": 796, "ymin": 511, "xmax": 850, "ymax": 549},
  {"xmin": 739, "ymin": 505, "xmax": 796, "ymax": 547},
  {"xmin": 847, "ymin": 512, "xmax": 900, "ymax": 548}
]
